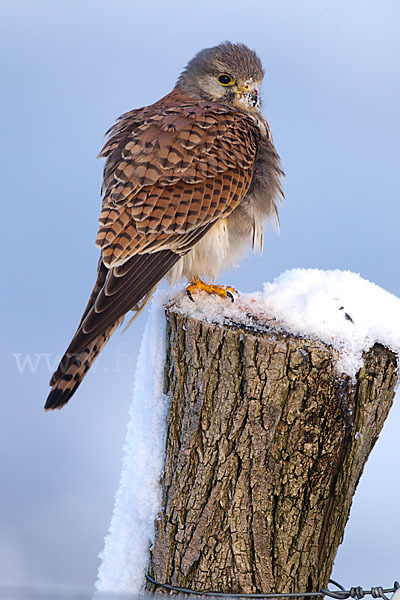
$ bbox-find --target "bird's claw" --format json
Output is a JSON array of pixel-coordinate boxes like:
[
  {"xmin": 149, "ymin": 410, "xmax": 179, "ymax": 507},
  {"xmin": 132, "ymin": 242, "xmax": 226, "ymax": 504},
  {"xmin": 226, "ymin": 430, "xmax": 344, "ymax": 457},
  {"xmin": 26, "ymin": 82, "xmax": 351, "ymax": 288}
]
[{"xmin": 186, "ymin": 279, "xmax": 237, "ymax": 302}]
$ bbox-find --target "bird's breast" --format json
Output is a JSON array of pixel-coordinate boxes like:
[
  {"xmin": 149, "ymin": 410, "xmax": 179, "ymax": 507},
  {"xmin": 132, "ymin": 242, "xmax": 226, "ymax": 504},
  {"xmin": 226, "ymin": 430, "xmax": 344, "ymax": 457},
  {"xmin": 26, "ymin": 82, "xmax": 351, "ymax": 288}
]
[{"xmin": 167, "ymin": 214, "xmax": 254, "ymax": 285}]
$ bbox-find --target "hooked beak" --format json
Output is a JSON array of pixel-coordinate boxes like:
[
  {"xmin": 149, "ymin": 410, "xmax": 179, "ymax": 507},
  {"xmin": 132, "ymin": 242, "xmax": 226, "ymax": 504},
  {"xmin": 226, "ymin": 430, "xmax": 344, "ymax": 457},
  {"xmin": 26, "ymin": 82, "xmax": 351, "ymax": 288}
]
[{"xmin": 238, "ymin": 80, "xmax": 260, "ymax": 108}]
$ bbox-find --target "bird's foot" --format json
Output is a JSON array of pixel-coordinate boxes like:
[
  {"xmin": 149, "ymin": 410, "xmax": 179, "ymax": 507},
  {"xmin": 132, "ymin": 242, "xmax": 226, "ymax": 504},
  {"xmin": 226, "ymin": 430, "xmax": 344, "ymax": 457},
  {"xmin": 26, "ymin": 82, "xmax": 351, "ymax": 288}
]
[{"xmin": 186, "ymin": 278, "xmax": 237, "ymax": 303}]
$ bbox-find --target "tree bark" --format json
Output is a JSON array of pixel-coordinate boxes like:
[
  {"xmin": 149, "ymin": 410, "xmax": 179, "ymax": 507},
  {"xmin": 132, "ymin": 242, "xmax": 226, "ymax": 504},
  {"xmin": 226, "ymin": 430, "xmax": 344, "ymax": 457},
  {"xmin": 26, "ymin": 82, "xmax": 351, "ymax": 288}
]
[{"xmin": 146, "ymin": 305, "xmax": 398, "ymax": 595}]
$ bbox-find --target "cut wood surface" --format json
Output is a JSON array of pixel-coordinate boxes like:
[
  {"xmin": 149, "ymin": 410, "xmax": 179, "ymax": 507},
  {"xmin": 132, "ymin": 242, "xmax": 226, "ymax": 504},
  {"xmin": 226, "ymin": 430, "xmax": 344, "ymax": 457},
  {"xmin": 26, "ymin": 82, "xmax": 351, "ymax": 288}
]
[{"xmin": 146, "ymin": 304, "xmax": 398, "ymax": 595}]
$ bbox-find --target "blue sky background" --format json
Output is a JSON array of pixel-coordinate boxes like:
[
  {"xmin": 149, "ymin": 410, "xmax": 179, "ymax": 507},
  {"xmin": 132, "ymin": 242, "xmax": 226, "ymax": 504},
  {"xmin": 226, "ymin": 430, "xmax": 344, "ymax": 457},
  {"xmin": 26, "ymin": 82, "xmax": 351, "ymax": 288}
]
[{"xmin": 1, "ymin": 0, "xmax": 399, "ymax": 594}]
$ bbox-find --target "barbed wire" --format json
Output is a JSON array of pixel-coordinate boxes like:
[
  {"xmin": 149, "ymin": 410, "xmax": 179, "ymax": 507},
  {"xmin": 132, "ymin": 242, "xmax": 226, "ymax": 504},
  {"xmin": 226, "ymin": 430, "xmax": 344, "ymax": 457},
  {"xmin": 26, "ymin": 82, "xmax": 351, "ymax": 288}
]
[{"xmin": 145, "ymin": 574, "xmax": 399, "ymax": 600}]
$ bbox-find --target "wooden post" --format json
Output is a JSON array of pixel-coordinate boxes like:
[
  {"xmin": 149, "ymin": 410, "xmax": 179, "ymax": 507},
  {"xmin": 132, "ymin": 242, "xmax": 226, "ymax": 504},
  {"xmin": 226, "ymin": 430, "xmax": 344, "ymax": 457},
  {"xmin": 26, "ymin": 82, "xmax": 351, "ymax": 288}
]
[{"xmin": 146, "ymin": 304, "xmax": 397, "ymax": 595}]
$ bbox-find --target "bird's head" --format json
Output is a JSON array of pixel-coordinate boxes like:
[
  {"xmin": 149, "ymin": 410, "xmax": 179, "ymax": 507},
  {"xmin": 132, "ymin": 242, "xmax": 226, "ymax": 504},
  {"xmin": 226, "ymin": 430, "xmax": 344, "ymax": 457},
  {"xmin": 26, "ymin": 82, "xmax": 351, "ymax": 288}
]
[{"xmin": 176, "ymin": 42, "xmax": 264, "ymax": 112}]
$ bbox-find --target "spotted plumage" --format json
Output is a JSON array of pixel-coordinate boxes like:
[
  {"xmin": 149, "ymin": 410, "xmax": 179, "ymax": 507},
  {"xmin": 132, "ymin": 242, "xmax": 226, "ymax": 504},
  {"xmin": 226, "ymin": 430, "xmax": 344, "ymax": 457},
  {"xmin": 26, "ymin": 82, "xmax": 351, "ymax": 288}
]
[{"xmin": 45, "ymin": 42, "xmax": 284, "ymax": 410}]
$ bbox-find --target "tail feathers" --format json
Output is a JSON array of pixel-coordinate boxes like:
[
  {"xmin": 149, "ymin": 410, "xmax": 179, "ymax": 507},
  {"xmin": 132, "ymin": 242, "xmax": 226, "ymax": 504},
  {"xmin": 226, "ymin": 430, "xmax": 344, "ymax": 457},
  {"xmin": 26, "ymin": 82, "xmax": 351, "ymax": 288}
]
[
  {"xmin": 45, "ymin": 249, "xmax": 177, "ymax": 410},
  {"xmin": 121, "ymin": 285, "xmax": 157, "ymax": 333},
  {"xmin": 45, "ymin": 317, "xmax": 123, "ymax": 411}
]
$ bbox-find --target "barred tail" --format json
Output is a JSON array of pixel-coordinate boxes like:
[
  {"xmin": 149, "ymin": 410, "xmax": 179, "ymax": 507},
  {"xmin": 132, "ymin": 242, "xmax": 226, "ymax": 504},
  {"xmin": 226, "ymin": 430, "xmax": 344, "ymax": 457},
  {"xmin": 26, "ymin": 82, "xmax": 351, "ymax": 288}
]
[
  {"xmin": 44, "ymin": 318, "xmax": 123, "ymax": 411},
  {"xmin": 44, "ymin": 250, "xmax": 172, "ymax": 411}
]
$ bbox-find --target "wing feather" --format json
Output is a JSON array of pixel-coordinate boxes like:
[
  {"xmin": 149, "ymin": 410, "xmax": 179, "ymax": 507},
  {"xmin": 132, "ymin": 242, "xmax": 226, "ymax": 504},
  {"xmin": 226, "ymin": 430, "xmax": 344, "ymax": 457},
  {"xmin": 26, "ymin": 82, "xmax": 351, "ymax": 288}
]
[
  {"xmin": 52, "ymin": 90, "xmax": 260, "ymax": 377},
  {"xmin": 96, "ymin": 89, "xmax": 259, "ymax": 268},
  {"xmin": 66, "ymin": 250, "xmax": 180, "ymax": 355}
]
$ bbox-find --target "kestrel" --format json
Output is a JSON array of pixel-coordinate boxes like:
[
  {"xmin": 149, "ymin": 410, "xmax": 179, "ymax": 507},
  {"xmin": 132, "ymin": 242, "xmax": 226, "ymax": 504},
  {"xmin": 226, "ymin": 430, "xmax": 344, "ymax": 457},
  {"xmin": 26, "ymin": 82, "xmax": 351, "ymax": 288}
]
[{"xmin": 45, "ymin": 42, "xmax": 284, "ymax": 410}]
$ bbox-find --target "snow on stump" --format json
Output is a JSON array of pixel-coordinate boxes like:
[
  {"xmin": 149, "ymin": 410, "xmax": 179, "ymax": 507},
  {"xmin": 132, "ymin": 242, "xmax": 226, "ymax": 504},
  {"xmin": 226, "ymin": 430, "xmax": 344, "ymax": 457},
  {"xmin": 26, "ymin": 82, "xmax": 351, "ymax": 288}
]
[{"xmin": 146, "ymin": 270, "xmax": 399, "ymax": 595}]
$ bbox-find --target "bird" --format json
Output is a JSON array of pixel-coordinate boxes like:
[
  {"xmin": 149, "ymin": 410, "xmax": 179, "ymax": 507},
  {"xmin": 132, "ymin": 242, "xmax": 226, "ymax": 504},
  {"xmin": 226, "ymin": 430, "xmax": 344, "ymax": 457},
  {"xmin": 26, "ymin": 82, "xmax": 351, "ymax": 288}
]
[{"xmin": 45, "ymin": 41, "xmax": 284, "ymax": 410}]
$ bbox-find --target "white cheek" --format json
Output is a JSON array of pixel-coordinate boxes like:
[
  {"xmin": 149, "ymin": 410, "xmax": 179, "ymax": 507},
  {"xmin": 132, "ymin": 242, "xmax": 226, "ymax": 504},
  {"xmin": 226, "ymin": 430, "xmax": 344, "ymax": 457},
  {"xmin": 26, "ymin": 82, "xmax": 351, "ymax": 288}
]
[
  {"xmin": 213, "ymin": 83, "xmax": 228, "ymax": 99},
  {"xmin": 200, "ymin": 76, "xmax": 227, "ymax": 99}
]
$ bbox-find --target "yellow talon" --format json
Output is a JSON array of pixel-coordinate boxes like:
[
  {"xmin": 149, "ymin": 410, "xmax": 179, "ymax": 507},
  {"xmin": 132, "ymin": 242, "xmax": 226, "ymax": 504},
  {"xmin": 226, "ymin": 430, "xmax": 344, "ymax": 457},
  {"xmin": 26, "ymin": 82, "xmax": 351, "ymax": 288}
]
[{"xmin": 186, "ymin": 278, "xmax": 237, "ymax": 303}]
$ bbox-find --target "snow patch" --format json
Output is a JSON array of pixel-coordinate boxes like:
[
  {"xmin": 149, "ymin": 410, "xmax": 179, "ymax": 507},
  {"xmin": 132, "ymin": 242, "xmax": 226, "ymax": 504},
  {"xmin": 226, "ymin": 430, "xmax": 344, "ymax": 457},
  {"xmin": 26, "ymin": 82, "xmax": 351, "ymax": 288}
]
[
  {"xmin": 95, "ymin": 291, "xmax": 169, "ymax": 596},
  {"xmin": 170, "ymin": 268, "xmax": 400, "ymax": 378}
]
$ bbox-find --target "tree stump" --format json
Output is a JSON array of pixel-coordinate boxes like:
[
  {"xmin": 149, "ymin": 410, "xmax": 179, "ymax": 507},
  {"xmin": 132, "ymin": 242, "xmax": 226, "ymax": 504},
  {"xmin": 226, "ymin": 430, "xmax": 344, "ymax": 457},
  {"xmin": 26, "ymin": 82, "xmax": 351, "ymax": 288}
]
[{"xmin": 146, "ymin": 303, "xmax": 398, "ymax": 595}]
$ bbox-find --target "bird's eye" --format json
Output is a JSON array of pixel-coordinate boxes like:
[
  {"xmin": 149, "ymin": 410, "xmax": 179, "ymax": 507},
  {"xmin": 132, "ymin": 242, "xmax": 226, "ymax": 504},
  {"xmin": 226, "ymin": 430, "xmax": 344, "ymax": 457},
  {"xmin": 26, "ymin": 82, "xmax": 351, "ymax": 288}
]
[{"xmin": 217, "ymin": 73, "xmax": 235, "ymax": 86}]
